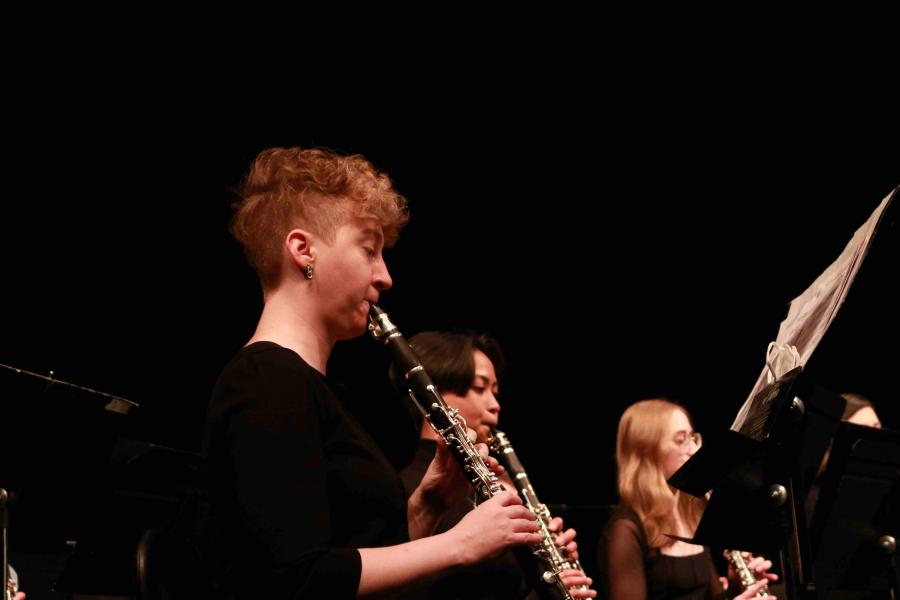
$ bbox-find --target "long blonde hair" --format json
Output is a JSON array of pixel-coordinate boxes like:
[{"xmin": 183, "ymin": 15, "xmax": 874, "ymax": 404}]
[{"xmin": 616, "ymin": 399, "xmax": 705, "ymax": 548}]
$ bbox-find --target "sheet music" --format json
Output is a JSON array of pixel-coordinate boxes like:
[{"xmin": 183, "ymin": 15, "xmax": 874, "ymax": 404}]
[{"xmin": 732, "ymin": 189, "xmax": 896, "ymax": 430}]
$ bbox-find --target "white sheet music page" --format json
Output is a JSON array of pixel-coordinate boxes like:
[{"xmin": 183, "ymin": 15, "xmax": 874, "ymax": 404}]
[{"xmin": 732, "ymin": 189, "xmax": 896, "ymax": 430}]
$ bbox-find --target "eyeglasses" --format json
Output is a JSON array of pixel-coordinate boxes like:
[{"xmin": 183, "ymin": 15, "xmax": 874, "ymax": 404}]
[{"xmin": 673, "ymin": 432, "xmax": 702, "ymax": 450}]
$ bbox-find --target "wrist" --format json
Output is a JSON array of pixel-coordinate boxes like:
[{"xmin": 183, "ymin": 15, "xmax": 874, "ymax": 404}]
[
  {"xmin": 408, "ymin": 485, "xmax": 444, "ymax": 539},
  {"xmin": 437, "ymin": 529, "xmax": 469, "ymax": 569},
  {"xmin": 416, "ymin": 477, "xmax": 451, "ymax": 513}
]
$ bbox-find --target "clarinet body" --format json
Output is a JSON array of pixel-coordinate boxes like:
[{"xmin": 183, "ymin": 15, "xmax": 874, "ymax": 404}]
[
  {"xmin": 2, "ymin": 488, "xmax": 17, "ymax": 600},
  {"xmin": 724, "ymin": 550, "xmax": 767, "ymax": 597},
  {"xmin": 368, "ymin": 305, "xmax": 573, "ymax": 600},
  {"xmin": 5, "ymin": 573, "xmax": 15, "ymax": 600},
  {"xmin": 489, "ymin": 428, "xmax": 590, "ymax": 595}
]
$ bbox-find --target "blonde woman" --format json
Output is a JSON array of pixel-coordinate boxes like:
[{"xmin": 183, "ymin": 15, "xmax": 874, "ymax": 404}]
[{"xmin": 598, "ymin": 399, "xmax": 778, "ymax": 600}]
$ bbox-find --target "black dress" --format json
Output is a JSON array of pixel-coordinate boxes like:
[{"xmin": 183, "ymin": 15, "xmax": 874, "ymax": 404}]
[
  {"xmin": 597, "ymin": 505, "xmax": 724, "ymax": 600},
  {"xmin": 204, "ymin": 342, "xmax": 409, "ymax": 599}
]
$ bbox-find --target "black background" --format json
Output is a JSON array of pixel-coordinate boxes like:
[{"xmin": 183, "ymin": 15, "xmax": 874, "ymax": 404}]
[
  {"xmin": 0, "ymin": 24, "xmax": 897, "ymax": 596},
  {"xmin": 2, "ymin": 105, "xmax": 898, "ymax": 517}
]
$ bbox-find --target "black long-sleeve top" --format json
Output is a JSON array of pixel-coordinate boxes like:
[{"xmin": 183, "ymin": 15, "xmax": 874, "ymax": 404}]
[
  {"xmin": 204, "ymin": 342, "xmax": 409, "ymax": 599},
  {"xmin": 597, "ymin": 505, "xmax": 724, "ymax": 600}
]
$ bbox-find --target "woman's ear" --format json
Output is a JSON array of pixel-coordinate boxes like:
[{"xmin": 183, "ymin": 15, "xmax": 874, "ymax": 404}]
[{"xmin": 285, "ymin": 228, "xmax": 315, "ymax": 270}]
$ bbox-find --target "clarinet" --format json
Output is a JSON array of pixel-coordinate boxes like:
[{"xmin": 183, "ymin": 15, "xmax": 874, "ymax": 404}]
[
  {"xmin": 5, "ymin": 573, "xmax": 15, "ymax": 600},
  {"xmin": 368, "ymin": 305, "xmax": 574, "ymax": 600},
  {"xmin": 724, "ymin": 550, "xmax": 768, "ymax": 597},
  {"xmin": 488, "ymin": 428, "xmax": 590, "ymax": 595},
  {"xmin": 1, "ymin": 488, "xmax": 17, "ymax": 600}
]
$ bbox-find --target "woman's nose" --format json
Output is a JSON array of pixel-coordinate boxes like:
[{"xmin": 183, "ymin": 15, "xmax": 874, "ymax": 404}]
[
  {"xmin": 487, "ymin": 392, "xmax": 500, "ymax": 415},
  {"xmin": 373, "ymin": 257, "xmax": 393, "ymax": 291}
]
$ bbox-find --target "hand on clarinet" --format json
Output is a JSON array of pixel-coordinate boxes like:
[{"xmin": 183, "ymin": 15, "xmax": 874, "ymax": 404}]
[
  {"xmin": 725, "ymin": 551, "xmax": 779, "ymax": 600},
  {"xmin": 548, "ymin": 516, "xmax": 579, "ymax": 560},
  {"xmin": 732, "ymin": 579, "xmax": 776, "ymax": 600},
  {"xmin": 549, "ymin": 517, "xmax": 597, "ymax": 598},
  {"xmin": 445, "ymin": 489, "xmax": 543, "ymax": 566},
  {"xmin": 417, "ymin": 427, "xmax": 504, "ymax": 511},
  {"xmin": 559, "ymin": 569, "xmax": 596, "ymax": 598}
]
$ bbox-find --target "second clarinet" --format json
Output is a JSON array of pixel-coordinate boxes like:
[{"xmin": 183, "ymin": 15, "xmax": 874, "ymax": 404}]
[
  {"xmin": 489, "ymin": 428, "xmax": 590, "ymax": 595},
  {"xmin": 368, "ymin": 304, "xmax": 574, "ymax": 600}
]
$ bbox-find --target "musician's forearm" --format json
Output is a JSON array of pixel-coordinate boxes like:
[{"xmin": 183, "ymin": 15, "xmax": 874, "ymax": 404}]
[
  {"xmin": 407, "ymin": 485, "xmax": 442, "ymax": 540},
  {"xmin": 358, "ymin": 534, "xmax": 459, "ymax": 597}
]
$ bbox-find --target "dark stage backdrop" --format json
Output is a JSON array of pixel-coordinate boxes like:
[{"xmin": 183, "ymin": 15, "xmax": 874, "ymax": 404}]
[{"xmin": 3, "ymin": 121, "xmax": 898, "ymax": 516}]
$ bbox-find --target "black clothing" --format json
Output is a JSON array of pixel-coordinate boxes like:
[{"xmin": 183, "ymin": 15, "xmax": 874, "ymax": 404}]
[
  {"xmin": 400, "ymin": 439, "xmax": 538, "ymax": 600},
  {"xmin": 204, "ymin": 342, "xmax": 409, "ymax": 599},
  {"xmin": 597, "ymin": 505, "xmax": 724, "ymax": 600}
]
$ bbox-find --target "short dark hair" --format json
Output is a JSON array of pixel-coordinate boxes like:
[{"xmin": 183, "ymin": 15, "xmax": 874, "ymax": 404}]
[
  {"xmin": 408, "ymin": 331, "xmax": 505, "ymax": 396},
  {"xmin": 395, "ymin": 330, "xmax": 505, "ymax": 433},
  {"xmin": 390, "ymin": 330, "xmax": 505, "ymax": 397}
]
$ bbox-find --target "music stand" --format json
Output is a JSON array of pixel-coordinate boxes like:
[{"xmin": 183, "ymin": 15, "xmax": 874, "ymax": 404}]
[
  {"xmin": 669, "ymin": 367, "xmax": 850, "ymax": 600},
  {"xmin": 807, "ymin": 421, "xmax": 900, "ymax": 598},
  {"xmin": 1, "ymin": 365, "xmax": 205, "ymax": 597},
  {"xmin": 669, "ymin": 187, "xmax": 898, "ymax": 599}
]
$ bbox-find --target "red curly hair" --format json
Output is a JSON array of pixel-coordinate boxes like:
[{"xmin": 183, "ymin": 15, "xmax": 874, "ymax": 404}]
[{"xmin": 232, "ymin": 147, "xmax": 409, "ymax": 288}]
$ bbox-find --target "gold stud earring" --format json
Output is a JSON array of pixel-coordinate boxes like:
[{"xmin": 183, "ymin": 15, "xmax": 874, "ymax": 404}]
[{"xmin": 305, "ymin": 263, "xmax": 314, "ymax": 279}]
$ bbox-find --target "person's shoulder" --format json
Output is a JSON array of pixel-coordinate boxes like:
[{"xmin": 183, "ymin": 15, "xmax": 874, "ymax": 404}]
[
  {"xmin": 210, "ymin": 341, "xmax": 330, "ymax": 415},
  {"xmin": 605, "ymin": 504, "xmax": 646, "ymax": 540},
  {"xmin": 236, "ymin": 340, "xmax": 307, "ymax": 365},
  {"xmin": 223, "ymin": 341, "xmax": 319, "ymax": 383},
  {"xmin": 599, "ymin": 504, "xmax": 649, "ymax": 567},
  {"xmin": 608, "ymin": 503, "xmax": 640, "ymax": 524}
]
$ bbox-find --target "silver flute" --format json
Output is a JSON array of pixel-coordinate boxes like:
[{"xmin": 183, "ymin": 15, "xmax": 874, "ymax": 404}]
[
  {"xmin": 489, "ymin": 428, "xmax": 590, "ymax": 595},
  {"xmin": 368, "ymin": 305, "xmax": 573, "ymax": 600}
]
